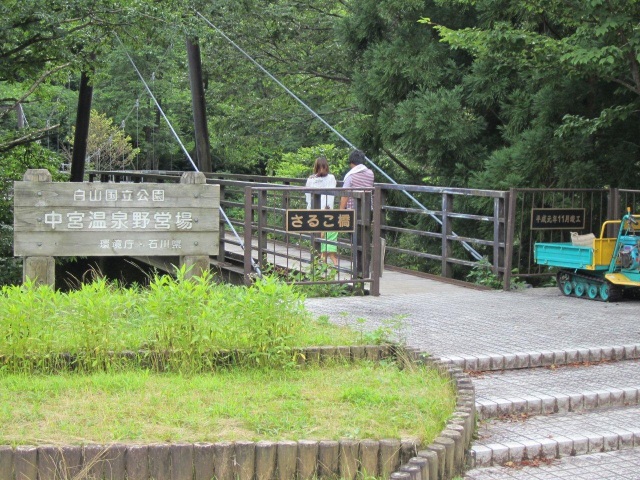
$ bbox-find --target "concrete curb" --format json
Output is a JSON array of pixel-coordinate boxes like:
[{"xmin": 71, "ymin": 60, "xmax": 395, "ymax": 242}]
[
  {"xmin": 469, "ymin": 429, "xmax": 640, "ymax": 468},
  {"xmin": 439, "ymin": 343, "xmax": 640, "ymax": 372}
]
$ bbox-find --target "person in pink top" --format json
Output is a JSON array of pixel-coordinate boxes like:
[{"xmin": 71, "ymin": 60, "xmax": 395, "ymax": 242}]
[
  {"xmin": 305, "ymin": 156, "xmax": 339, "ymax": 265},
  {"xmin": 339, "ymin": 149, "xmax": 374, "ymax": 210},
  {"xmin": 339, "ymin": 150, "xmax": 374, "ymax": 278}
]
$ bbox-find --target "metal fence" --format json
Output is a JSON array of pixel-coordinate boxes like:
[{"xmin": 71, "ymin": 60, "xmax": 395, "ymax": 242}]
[
  {"xmin": 242, "ymin": 186, "xmax": 380, "ymax": 295},
  {"xmin": 504, "ymin": 188, "xmax": 613, "ymax": 288},
  {"xmin": 376, "ymin": 184, "xmax": 508, "ymax": 281},
  {"xmin": 88, "ymin": 171, "xmax": 507, "ymax": 290}
]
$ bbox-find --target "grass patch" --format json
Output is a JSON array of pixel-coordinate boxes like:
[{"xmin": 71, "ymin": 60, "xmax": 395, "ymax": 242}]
[
  {"xmin": 0, "ymin": 271, "xmax": 363, "ymax": 374},
  {"xmin": 0, "ymin": 362, "xmax": 456, "ymax": 446},
  {"xmin": 0, "ymin": 271, "xmax": 458, "ymax": 450}
]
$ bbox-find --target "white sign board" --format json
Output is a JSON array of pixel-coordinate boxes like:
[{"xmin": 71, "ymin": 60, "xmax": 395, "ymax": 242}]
[{"xmin": 14, "ymin": 181, "xmax": 220, "ymax": 257}]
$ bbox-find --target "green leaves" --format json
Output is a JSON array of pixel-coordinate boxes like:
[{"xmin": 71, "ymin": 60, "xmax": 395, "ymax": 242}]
[{"xmin": 0, "ymin": 272, "xmax": 317, "ymax": 374}]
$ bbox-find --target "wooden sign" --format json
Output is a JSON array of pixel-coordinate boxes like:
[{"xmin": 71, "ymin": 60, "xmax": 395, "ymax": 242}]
[
  {"xmin": 285, "ymin": 209, "xmax": 355, "ymax": 233},
  {"xmin": 531, "ymin": 208, "xmax": 586, "ymax": 230},
  {"xmin": 14, "ymin": 181, "xmax": 220, "ymax": 256}
]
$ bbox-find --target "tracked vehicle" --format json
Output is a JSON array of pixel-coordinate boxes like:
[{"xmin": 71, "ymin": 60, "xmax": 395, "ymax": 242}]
[{"xmin": 534, "ymin": 210, "xmax": 640, "ymax": 301}]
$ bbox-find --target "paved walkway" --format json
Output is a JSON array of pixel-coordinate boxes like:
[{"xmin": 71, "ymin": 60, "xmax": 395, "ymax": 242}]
[
  {"xmin": 307, "ymin": 271, "xmax": 640, "ymax": 358},
  {"xmin": 304, "ymin": 271, "xmax": 640, "ymax": 480}
]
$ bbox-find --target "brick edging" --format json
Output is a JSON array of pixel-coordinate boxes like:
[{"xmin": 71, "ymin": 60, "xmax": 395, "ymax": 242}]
[
  {"xmin": 476, "ymin": 387, "xmax": 640, "ymax": 420},
  {"xmin": 469, "ymin": 429, "xmax": 640, "ymax": 468}
]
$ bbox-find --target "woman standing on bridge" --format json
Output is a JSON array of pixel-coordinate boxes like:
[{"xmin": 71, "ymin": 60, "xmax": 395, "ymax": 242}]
[{"xmin": 305, "ymin": 156, "xmax": 339, "ymax": 265}]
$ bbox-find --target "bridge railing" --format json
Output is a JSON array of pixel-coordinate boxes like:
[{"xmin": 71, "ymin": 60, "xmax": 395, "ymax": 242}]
[
  {"xmin": 243, "ymin": 185, "xmax": 380, "ymax": 295},
  {"xmin": 88, "ymin": 171, "xmax": 509, "ymax": 288},
  {"xmin": 87, "ymin": 170, "xmax": 379, "ymax": 293},
  {"xmin": 375, "ymin": 183, "xmax": 508, "ymax": 283}
]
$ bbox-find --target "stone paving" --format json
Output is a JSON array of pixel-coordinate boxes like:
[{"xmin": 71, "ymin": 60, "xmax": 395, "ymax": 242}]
[
  {"xmin": 476, "ymin": 405, "xmax": 640, "ymax": 446},
  {"xmin": 305, "ymin": 277, "xmax": 640, "ymax": 359},
  {"xmin": 304, "ymin": 272, "xmax": 640, "ymax": 480},
  {"xmin": 473, "ymin": 360, "xmax": 640, "ymax": 419},
  {"xmin": 472, "ymin": 405, "xmax": 640, "ymax": 466},
  {"xmin": 464, "ymin": 448, "xmax": 640, "ymax": 480},
  {"xmin": 473, "ymin": 360, "xmax": 640, "ymax": 401}
]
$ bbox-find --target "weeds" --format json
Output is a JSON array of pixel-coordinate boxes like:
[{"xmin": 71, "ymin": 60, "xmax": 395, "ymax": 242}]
[
  {"xmin": 345, "ymin": 314, "xmax": 407, "ymax": 345},
  {"xmin": 466, "ymin": 257, "xmax": 527, "ymax": 290},
  {"xmin": 0, "ymin": 271, "xmax": 359, "ymax": 375},
  {"xmin": 264, "ymin": 253, "xmax": 349, "ymax": 298}
]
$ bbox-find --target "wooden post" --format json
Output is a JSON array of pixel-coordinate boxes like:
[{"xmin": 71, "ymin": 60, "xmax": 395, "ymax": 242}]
[
  {"xmin": 361, "ymin": 191, "xmax": 372, "ymax": 281},
  {"xmin": 296, "ymin": 440, "xmax": 318, "ymax": 480},
  {"xmin": 21, "ymin": 169, "xmax": 55, "ymax": 287},
  {"xmin": 257, "ymin": 190, "xmax": 268, "ymax": 270},
  {"xmin": 276, "ymin": 441, "xmax": 297, "ymax": 480},
  {"xmin": 493, "ymin": 196, "xmax": 506, "ymax": 280},
  {"xmin": 504, "ymin": 188, "xmax": 517, "ymax": 291},
  {"xmin": 244, "ymin": 186, "xmax": 254, "ymax": 285},
  {"xmin": 218, "ymin": 184, "xmax": 226, "ymax": 263},
  {"xmin": 371, "ymin": 187, "xmax": 382, "ymax": 296},
  {"xmin": 179, "ymin": 172, "xmax": 210, "ymax": 279},
  {"xmin": 608, "ymin": 187, "xmax": 620, "ymax": 237}
]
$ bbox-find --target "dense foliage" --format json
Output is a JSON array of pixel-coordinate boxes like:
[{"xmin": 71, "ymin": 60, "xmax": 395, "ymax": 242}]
[
  {"xmin": 2, "ymin": 0, "xmax": 638, "ymax": 184},
  {"xmin": 432, "ymin": 0, "xmax": 640, "ymax": 189},
  {"xmin": 1, "ymin": 0, "xmax": 638, "ymax": 282}
]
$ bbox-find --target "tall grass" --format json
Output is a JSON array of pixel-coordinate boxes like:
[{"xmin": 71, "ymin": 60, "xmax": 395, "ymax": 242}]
[{"xmin": 0, "ymin": 271, "xmax": 360, "ymax": 374}]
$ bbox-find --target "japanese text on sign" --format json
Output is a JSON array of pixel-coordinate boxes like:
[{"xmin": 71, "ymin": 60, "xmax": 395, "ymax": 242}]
[
  {"xmin": 531, "ymin": 208, "xmax": 586, "ymax": 230},
  {"xmin": 14, "ymin": 180, "xmax": 220, "ymax": 257},
  {"xmin": 286, "ymin": 209, "xmax": 355, "ymax": 233},
  {"xmin": 43, "ymin": 210, "xmax": 194, "ymax": 230},
  {"xmin": 73, "ymin": 188, "xmax": 166, "ymax": 202}
]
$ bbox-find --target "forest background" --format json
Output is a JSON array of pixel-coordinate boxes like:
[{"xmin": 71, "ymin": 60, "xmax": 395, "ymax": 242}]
[{"xmin": 1, "ymin": 0, "xmax": 639, "ymax": 283}]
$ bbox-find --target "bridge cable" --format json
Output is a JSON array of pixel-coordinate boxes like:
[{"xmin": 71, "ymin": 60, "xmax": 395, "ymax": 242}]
[
  {"xmin": 194, "ymin": 11, "xmax": 483, "ymax": 261},
  {"xmin": 114, "ymin": 33, "xmax": 263, "ymax": 278}
]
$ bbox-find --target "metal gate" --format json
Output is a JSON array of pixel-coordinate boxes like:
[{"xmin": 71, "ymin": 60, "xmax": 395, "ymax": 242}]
[{"xmin": 504, "ymin": 188, "xmax": 615, "ymax": 289}]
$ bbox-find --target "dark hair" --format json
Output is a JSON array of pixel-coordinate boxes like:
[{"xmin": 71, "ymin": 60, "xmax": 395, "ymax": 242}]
[
  {"xmin": 348, "ymin": 149, "xmax": 366, "ymax": 165},
  {"xmin": 313, "ymin": 156, "xmax": 330, "ymax": 177}
]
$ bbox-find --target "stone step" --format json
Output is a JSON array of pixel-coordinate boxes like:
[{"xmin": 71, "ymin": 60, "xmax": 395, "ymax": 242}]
[
  {"xmin": 473, "ymin": 359, "xmax": 640, "ymax": 419},
  {"xmin": 439, "ymin": 344, "xmax": 640, "ymax": 373},
  {"xmin": 469, "ymin": 405, "xmax": 640, "ymax": 469},
  {"xmin": 465, "ymin": 447, "xmax": 640, "ymax": 480}
]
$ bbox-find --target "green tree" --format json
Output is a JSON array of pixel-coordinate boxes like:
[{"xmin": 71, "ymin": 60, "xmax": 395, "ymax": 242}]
[
  {"xmin": 336, "ymin": 0, "xmax": 485, "ymax": 186},
  {"xmin": 64, "ymin": 110, "xmax": 140, "ymax": 170},
  {"xmin": 187, "ymin": 0, "xmax": 356, "ymax": 173},
  {"xmin": 0, "ymin": 144, "xmax": 65, "ymax": 285},
  {"xmin": 267, "ymin": 144, "xmax": 350, "ymax": 178},
  {"xmin": 0, "ymin": 0, "xmax": 186, "ymax": 157},
  {"xmin": 431, "ymin": 0, "xmax": 640, "ymax": 188}
]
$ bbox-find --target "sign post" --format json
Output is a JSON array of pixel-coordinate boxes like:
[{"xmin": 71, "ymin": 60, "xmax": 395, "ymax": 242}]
[{"xmin": 14, "ymin": 170, "xmax": 220, "ymax": 286}]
